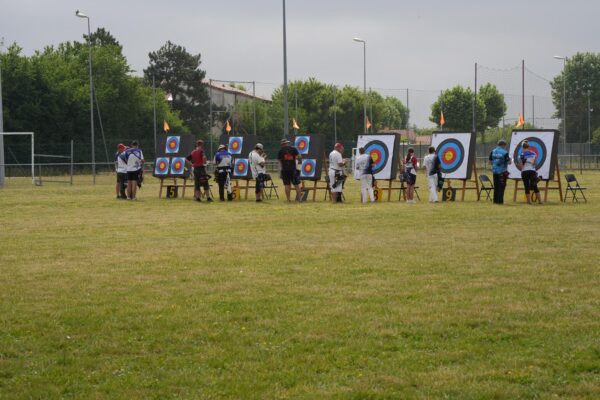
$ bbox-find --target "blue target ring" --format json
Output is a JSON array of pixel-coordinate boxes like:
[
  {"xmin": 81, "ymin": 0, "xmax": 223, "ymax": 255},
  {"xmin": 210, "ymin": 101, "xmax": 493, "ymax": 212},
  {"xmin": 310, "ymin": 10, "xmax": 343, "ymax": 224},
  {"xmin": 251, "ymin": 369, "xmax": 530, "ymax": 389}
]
[
  {"xmin": 437, "ymin": 139, "xmax": 464, "ymax": 173},
  {"xmin": 513, "ymin": 137, "xmax": 546, "ymax": 171},
  {"xmin": 233, "ymin": 158, "xmax": 249, "ymax": 177},
  {"xmin": 364, "ymin": 141, "xmax": 388, "ymax": 174},
  {"xmin": 295, "ymin": 136, "xmax": 310, "ymax": 155},
  {"xmin": 228, "ymin": 137, "xmax": 243, "ymax": 155},
  {"xmin": 300, "ymin": 159, "xmax": 317, "ymax": 178},
  {"xmin": 165, "ymin": 136, "xmax": 180, "ymax": 154},
  {"xmin": 155, "ymin": 157, "xmax": 170, "ymax": 175},
  {"xmin": 170, "ymin": 157, "xmax": 185, "ymax": 175}
]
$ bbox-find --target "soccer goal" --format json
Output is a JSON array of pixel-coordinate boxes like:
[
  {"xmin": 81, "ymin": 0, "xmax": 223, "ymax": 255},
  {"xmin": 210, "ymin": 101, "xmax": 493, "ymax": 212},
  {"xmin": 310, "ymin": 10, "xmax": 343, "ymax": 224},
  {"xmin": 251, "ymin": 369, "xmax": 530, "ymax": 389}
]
[{"xmin": 0, "ymin": 132, "xmax": 35, "ymax": 186}]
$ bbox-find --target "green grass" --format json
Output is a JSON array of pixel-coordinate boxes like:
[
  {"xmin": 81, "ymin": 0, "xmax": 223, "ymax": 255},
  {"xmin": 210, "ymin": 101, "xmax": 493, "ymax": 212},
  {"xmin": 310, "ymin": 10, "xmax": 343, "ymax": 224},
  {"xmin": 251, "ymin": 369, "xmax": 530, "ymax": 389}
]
[{"xmin": 1, "ymin": 172, "xmax": 599, "ymax": 399}]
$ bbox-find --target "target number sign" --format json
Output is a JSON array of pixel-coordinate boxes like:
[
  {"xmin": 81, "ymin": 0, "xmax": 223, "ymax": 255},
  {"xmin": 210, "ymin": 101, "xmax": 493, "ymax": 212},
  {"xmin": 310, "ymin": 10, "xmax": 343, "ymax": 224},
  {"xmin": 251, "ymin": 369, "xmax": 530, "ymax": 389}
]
[
  {"xmin": 165, "ymin": 136, "xmax": 180, "ymax": 154},
  {"xmin": 170, "ymin": 157, "xmax": 186, "ymax": 175},
  {"xmin": 228, "ymin": 137, "xmax": 244, "ymax": 155},
  {"xmin": 442, "ymin": 188, "xmax": 457, "ymax": 202},
  {"xmin": 295, "ymin": 136, "xmax": 310, "ymax": 155},
  {"xmin": 166, "ymin": 186, "xmax": 178, "ymax": 198},
  {"xmin": 231, "ymin": 187, "xmax": 240, "ymax": 201},
  {"xmin": 373, "ymin": 187, "xmax": 383, "ymax": 202},
  {"xmin": 300, "ymin": 159, "xmax": 317, "ymax": 178},
  {"xmin": 155, "ymin": 157, "xmax": 170, "ymax": 175}
]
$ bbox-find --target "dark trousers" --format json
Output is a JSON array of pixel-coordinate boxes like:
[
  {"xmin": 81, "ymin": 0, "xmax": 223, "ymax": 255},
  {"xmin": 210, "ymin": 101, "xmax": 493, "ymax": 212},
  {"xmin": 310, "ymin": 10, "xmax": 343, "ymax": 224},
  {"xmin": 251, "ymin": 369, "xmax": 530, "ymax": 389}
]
[
  {"xmin": 522, "ymin": 170, "xmax": 540, "ymax": 195},
  {"xmin": 217, "ymin": 168, "xmax": 232, "ymax": 201},
  {"xmin": 493, "ymin": 173, "xmax": 506, "ymax": 204}
]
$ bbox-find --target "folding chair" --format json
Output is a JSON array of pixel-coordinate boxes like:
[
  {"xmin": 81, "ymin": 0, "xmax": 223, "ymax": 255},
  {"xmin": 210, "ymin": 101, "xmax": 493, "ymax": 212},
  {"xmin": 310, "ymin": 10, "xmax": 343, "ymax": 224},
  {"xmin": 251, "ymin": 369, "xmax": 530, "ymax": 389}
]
[
  {"xmin": 262, "ymin": 174, "xmax": 279, "ymax": 200},
  {"xmin": 479, "ymin": 174, "xmax": 494, "ymax": 201},
  {"xmin": 563, "ymin": 174, "xmax": 587, "ymax": 203}
]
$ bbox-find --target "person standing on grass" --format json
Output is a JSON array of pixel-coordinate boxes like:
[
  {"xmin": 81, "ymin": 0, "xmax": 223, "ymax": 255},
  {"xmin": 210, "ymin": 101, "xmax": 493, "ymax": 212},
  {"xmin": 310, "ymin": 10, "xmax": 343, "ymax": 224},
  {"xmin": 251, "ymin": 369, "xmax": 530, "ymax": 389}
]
[
  {"xmin": 277, "ymin": 138, "xmax": 302, "ymax": 202},
  {"xmin": 122, "ymin": 141, "xmax": 144, "ymax": 200},
  {"xmin": 114, "ymin": 143, "xmax": 128, "ymax": 199},
  {"xmin": 519, "ymin": 140, "xmax": 542, "ymax": 205},
  {"xmin": 355, "ymin": 147, "xmax": 375, "ymax": 203},
  {"xmin": 329, "ymin": 143, "xmax": 347, "ymax": 203},
  {"xmin": 423, "ymin": 146, "xmax": 440, "ymax": 203},
  {"xmin": 249, "ymin": 143, "xmax": 267, "ymax": 202},
  {"xmin": 214, "ymin": 144, "xmax": 233, "ymax": 201},
  {"xmin": 187, "ymin": 139, "xmax": 213, "ymax": 203},
  {"xmin": 403, "ymin": 147, "xmax": 418, "ymax": 203},
  {"xmin": 489, "ymin": 139, "xmax": 511, "ymax": 205}
]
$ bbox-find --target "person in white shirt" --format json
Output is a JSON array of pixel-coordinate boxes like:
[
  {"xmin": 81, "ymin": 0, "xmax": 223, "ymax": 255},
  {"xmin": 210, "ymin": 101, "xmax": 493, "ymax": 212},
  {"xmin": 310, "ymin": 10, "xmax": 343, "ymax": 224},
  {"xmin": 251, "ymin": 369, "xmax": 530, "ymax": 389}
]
[
  {"xmin": 423, "ymin": 146, "xmax": 440, "ymax": 203},
  {"xmin": 328, "ymin": 143, "xmax": 347, "ymax": 203},
  {"xmin": 114, "ymin": 143, "xmax": 128, "ymax": 199},
  {"xmin": 355, "ymin": 147, "xmax": 375, "ymax": 203},
  {"xmin": 249, "ymin": 143, "xmax": 267, "ymax": 202},
  {"xmin": 122, "ymin": 141, "xmax": 144, "ymax": 200}
]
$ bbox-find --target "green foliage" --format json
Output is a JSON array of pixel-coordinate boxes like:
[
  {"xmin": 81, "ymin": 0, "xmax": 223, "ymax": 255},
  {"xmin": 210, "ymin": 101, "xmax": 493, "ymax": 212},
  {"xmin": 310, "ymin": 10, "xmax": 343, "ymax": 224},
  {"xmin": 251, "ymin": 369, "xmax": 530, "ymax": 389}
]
[
  {"xmin": 430, "ymin": 86, "xmax": 486, "ymax": 132},
  {"xmin": 592, "ymin": 127, "xmax": 600, "ymax": 144},
  {"xmin": 0, "ymin": 32, "xmax": 183, "ymax": 161},
  {"xmin": 478, "ymin": 83, "xmax": 507, "ymax": 130},
  {"xmin": 551, "ymin": 52, "xmax": 600, "ymax": 143},
  {"xmin": 144, "ymin": 41, "xmax": 209, "ymax": 135}
]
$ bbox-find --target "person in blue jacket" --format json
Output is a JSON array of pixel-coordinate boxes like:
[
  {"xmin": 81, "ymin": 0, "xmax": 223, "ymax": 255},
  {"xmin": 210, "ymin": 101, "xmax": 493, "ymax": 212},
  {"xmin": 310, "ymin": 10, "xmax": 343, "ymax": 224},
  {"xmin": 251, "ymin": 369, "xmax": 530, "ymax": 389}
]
[{"xmin": 489, "ymin": 139, "xmax": 511, "ymax": 204}]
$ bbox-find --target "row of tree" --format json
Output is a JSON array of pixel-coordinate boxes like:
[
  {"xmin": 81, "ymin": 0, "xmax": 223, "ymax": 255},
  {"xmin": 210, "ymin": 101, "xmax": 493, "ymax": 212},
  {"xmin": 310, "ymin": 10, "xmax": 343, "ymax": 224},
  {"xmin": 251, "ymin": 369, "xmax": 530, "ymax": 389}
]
[{"xmin": 1, "ymin": 27, "xmax": 599, "ymax": 163}]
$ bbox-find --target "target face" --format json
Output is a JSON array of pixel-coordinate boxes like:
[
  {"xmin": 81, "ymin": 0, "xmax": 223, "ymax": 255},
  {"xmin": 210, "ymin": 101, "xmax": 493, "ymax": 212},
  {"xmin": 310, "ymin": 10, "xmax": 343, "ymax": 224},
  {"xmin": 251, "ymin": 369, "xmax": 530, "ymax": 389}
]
[
  {"xmin": 170, "ymin": 157, "xmax": 185, "ymax": 175},
  {"xmin": 295, "ymin": 136, "xmax": 310, "ymax": 155},
  {"xmin": 300, "ymin": 159, "xmax": 317, "ymax": 178},
  {"xmin": 228, "ymin": 137, "xmax": 243, "ymax": 155},
  {"xmin": 437, "ymin": 139, "xmax": 465, "ymax": 174},
  {"xmin": 233, "ymin": 158, "xmax": 249, "ymax": 177},
  {"xmin": 165, "ymin": 136, "xmax": 180, "ymax": 154},
  {"xmin": 364, "ymin": 141, "xmax": 389, "ymax": 175},
  {"xmin": 154, "ymin": 157, "xmax": 170, "ymax": 175},
  {"xmin": 513, "ymin": 137, "xmax": 547, "ymax": 171}
]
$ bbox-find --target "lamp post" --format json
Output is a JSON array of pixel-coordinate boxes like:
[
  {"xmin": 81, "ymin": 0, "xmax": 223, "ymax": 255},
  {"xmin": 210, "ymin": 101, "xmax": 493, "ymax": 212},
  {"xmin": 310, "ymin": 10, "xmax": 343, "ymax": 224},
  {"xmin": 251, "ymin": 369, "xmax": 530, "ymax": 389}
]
[
  {"xmin": 0, "ymin": 37, "xmax": 5, "ymax": 188},
  {"xmin": 76, "ymin": 10, "xmax": 95, "ymax": 184},
  {"xmin": 353, "ymin": 38, "xmax": 367, "ymax": 133},
  {"xmin": 282, "ymin": 0, "xmax": 289, "ymax": 138},
  {"xmin": 554, "ymin": 55, "xmax": 568, "ymax": 147}
]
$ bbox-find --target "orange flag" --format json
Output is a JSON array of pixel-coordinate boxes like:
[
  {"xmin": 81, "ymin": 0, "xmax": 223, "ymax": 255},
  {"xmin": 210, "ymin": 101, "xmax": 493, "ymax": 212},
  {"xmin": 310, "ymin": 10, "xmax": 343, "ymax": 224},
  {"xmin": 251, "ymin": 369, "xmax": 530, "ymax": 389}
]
[
  {"xmin": 440, "ymin": 111, "xmax": 445, "ymax": 127},
  {"xmin": 225, "ymin": 120, "xmax": 232, "ymax": 133},
  {"xmin": 516, "ymin": 113, "xmax": 524, "ymax": 128},
  {"xmin": 163, "ymin": 120, "xmax": 170, "ymax": 132},
  {"xmin": 292, "ymin": 118, "xmax": 300, "ymax": 130},
  {"xmin": 366, "ymin": 116, "xmax": 372, "ymax": 131}
]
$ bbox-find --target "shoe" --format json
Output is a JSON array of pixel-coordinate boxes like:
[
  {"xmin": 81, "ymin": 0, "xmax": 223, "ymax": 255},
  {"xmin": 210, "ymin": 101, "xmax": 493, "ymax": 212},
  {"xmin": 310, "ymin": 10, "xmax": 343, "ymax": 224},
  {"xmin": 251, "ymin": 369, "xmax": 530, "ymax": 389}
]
[
  {"xmin": 256, "ymin": 199, "xmax": 262, "ymax": 202},
  {"xmin": 195, "ymin": 197, "xmax": 202, "ymax": 202},
  {"xmin": 207, "ymin": 198, "xmax": 214, "ymax": 203}
]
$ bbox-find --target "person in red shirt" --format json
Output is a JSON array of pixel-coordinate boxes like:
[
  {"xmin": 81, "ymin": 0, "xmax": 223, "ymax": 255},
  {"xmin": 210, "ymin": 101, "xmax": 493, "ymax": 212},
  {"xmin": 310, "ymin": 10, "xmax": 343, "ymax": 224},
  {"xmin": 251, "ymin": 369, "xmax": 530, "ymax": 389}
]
[
  {"xmin": 186, "ymin": 140, "xmax": 213, "ymax": 202},
  {"xmin": 403, "ymin": 147, "xmax": 418, "ymax": 203}
]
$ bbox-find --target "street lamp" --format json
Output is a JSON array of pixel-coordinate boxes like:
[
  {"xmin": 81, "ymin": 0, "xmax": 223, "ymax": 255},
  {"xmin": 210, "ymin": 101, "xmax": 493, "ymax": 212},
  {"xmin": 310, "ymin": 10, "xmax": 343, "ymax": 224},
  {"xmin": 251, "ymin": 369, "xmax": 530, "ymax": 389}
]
[
  {"xmin": 353, "ymin": 38, "xmax": 367, "ymax": 133},
  {"xmin": 0, "ymin": 36, "xmax": 5, "ymax": 187},
  {"xmin": 76, "ymin": 10, "xmax": 96, "ymax": 184},
  {"xmin": 554, "ymin": 55, "xmax": 568, "ymax": 147},
  {"xmin": 282, "ymin": 0, "xmax": 289, "ymax": 138}
]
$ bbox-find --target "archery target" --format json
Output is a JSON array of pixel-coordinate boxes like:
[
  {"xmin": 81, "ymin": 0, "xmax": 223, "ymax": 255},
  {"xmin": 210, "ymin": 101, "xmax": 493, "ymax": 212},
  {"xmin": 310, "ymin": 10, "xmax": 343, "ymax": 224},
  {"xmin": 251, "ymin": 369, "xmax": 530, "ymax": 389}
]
[
  {"xmin": 233, "ymin": 158, "xmax": 249, "ymax": 177},
  {"xmin": 228, "ymin": 137, "xmax": 244, "ymax": 155},
  {"xmin": 165, "ymin": 136, "xmax": 180, "ymax": 154},
  {"xmin": 364, "ymin": 141, "xmax": 389, "ymax": 175},
  {"xmin": 356, "ymin": 134, "xmax": 400, "ymax": 180},
  {"xmin": 154, "ymin": 157, "xmax": 170, "ymax": 175},
  {"xmin": 295, "ymin": 136, "xmax": 310, "ymax": 155},
  {"xmin": 508, "ymin": 130, "xmax": 558, "ymax": 180},
  {"xmin": 170, "ymin": 157, "xmax": 185, "ymax": 175},
  {"xmin": 431, "ymin": 133, "xmax": 474, "ymax": 179},
  {"xmin": 300, "ymin": 159, "xmax": 317, "ymax": 178}
]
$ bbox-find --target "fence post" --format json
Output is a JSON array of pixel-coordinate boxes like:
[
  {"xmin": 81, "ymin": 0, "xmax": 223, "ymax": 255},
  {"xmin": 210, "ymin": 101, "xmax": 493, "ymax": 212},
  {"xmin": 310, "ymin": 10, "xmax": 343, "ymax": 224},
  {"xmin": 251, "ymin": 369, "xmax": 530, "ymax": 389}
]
[{"xmin": 70, "ymin": 140, "xmax": 74, "ymax": 186}]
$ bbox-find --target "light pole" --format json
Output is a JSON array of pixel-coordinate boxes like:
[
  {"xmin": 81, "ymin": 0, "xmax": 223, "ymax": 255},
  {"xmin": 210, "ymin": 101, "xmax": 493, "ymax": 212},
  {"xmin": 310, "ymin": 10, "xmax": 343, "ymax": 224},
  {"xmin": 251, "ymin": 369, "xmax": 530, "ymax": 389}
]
[
  {"xmin": 76, "ymin": 10, "xmax": 95, "ymax": 184},
  {"xmin": 353, "ymin": 38, "xmax": 367, "ymax": 133},
  {"xmin": 554, "ymin": 55, "xmax": 568, "ymax": 147},
  {"xmin": 0, "ymin": 37, "xmax": 5, "ymax": 188},
  {"xmin": 282, "ymin": 0, "xmax": 289, "ymax": 138}
]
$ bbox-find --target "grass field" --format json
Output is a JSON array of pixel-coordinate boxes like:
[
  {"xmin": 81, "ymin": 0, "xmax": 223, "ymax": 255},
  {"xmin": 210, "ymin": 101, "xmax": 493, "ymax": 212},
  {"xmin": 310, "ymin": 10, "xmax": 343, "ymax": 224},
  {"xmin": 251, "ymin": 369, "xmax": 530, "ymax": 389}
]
[{"xmin": 1, "ymin": 171, "xmax": 599, "ymax": 399}]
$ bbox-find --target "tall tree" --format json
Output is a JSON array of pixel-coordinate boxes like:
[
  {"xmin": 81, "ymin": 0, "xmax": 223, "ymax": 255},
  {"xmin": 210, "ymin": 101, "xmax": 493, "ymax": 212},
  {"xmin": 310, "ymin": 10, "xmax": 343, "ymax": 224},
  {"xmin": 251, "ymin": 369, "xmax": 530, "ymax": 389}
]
[
  {"xmin": 144, "ymin": 41, "xmax": 209, "ymax": 135},
  {"xmin": 430, "ymin": 86, "xmax": 486, "ymax": 133},
  {"xmin": 478, "ymin": 83, "xmax": 507, "ymax": 130},
  {"xmin": 551, "ymin": 52, "xmax": 600, "ymax": 143}
]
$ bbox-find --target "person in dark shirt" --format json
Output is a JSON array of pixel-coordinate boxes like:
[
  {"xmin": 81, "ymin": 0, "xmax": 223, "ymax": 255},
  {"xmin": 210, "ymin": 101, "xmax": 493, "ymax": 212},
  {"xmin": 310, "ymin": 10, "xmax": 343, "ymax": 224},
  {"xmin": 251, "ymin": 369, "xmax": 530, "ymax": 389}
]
[
  {"xmin": 214, "ymin": 144, "xmax": 233, "ymax": 201},
  {"xmin": 186, "ymin": 140, "xmax": 213, "ymax": 202},
  {"xmin": 277, "ymin": 138, "xmax": 302, "ymax": 202}
]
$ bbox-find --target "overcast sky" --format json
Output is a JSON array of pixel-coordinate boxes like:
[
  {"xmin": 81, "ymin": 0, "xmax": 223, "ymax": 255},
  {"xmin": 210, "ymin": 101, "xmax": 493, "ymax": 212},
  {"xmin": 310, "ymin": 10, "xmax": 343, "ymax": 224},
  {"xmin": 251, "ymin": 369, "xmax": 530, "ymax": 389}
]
[{"xmin": 2, "ymin": 0, "xmax": 598, "ymax": 127}]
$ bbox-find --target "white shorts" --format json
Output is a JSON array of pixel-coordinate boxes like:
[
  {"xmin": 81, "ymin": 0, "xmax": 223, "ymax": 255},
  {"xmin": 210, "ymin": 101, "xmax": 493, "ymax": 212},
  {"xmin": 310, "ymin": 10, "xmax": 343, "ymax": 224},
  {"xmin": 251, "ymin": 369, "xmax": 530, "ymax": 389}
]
[{"xmin": 329, "ymin": 169, "xmax": 343, "ymax": 193}]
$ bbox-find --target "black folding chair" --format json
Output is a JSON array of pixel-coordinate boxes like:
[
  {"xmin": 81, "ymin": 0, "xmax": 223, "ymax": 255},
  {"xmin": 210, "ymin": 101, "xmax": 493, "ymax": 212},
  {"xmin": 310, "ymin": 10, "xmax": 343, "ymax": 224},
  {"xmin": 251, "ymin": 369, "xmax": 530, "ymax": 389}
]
[
  {"xmin": 563, "ymin": 174, "xmax": 587, "ymax": 203},
  {"xmin": 262, "ymin": 174, "xmax": 279, "ymax": 200},
  {"xmin": 479, "ymin": 174, "xmax": 494, "ymax": 201}
]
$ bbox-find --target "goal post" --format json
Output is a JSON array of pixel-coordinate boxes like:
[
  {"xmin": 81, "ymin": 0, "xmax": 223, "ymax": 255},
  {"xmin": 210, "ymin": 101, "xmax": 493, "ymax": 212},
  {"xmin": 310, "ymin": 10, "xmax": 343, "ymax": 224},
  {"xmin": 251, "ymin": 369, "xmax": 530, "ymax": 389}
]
[{"xmin": 0, "ymin": 132, "xmax": 35, "ymax": 186}]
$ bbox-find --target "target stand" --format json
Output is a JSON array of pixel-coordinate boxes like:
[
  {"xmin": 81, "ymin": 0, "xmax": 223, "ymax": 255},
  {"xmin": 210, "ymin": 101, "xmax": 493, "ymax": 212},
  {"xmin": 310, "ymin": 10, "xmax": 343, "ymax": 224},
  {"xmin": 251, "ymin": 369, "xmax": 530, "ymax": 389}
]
[
  {"xmin": 158, "ymin": 177, "xmax": 192, "ymax": 199},
  {"xmin": 512, "ymin": 162, "xmax": 563, "ymax": 203},
  {"xmin": 442, "ymin": 161, "xmax": 480, "ymax": 201}
]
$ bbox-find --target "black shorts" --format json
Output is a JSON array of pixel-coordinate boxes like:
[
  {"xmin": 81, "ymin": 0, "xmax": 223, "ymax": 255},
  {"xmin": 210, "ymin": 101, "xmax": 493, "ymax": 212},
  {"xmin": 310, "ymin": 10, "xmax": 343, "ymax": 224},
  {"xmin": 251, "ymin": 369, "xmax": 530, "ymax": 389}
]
[
  {"xmin": 127, "ymin": 170, "xmax": 141, "ymax": 182},
  {"xmin": 281, "ymin": 170, "xmax": 300, "ymax": 186},
  {"xmin": 404, "ymin": 169, "xmax": 417, "ymax": 185},
  {"xmin": 522, "ymin": 170, "xmax": 539, "ymax": 194},
  {"xmin": 117, "ymin": 172, "xmax": 127, "ymax": 184},
  {"xmin": 194, "ymin": 166, "xmax": 209, "ymax": 191},
  {"xmin": 255, "ymin": 173, "xmax": 266, "ymax": 193}
]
